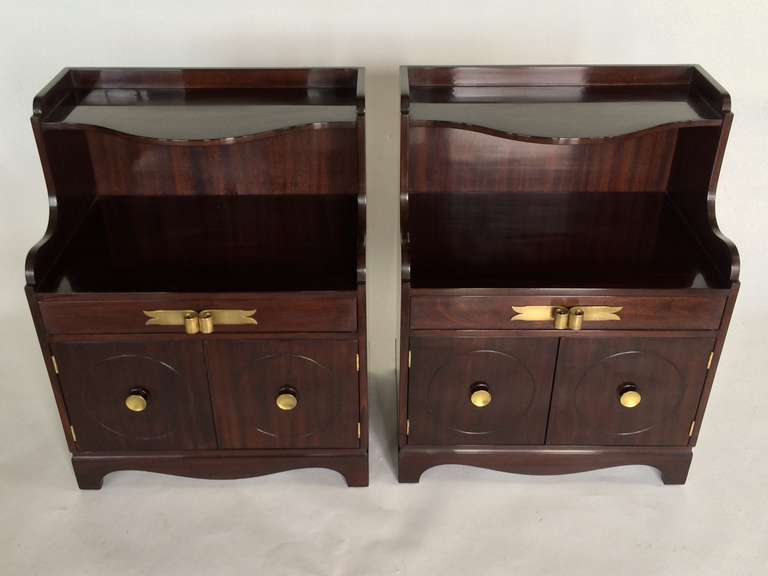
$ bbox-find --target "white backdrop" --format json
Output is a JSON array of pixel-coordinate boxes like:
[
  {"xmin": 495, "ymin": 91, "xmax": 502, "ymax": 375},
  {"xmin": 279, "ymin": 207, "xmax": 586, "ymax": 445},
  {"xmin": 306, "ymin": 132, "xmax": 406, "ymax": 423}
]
[{"xmin": 1, "ymin": 2, "xmax": 766, "ymax": 575}]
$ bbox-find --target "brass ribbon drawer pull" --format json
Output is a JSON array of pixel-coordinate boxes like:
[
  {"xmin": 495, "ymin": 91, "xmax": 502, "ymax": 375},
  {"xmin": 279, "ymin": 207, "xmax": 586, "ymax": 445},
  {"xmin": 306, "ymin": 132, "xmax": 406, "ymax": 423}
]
[
  {"xmin": 511, "ymin": 305, "xmax": 622, "ymax": 330},
  {"xmin": 144, "ymin": 309, "xmax": 257, "ymax": 335}
]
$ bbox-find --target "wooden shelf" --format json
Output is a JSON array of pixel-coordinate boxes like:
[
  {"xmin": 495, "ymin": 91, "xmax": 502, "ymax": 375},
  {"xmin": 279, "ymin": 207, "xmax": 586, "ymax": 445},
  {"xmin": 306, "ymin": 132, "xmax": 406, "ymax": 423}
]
[
  {"xmin": 409, "ymin": 191, "xmax": 727, "ymax": 290},
  {"xmin": 39, "ymin": 195, "xmax": 358, "ymax": 293}
]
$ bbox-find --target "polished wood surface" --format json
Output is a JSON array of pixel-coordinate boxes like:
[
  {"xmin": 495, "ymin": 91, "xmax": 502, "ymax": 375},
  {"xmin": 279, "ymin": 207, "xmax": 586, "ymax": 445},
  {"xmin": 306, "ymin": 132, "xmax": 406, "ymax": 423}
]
[
  {"xmin": 27, "ymin": 67, "xmax": 368, "ymax": 488},
  {"xmin": 52, "ymin": 340, "xmax": 217, "ymax": 451},
  {"xmin": 410, "ymin": 291, "xmax": 727, "ymax": 330},
  {"xmin": 409, "ymin": 128, "xmax": 677, "ymax": 192},
  {"xmin": 399, "ymin": 65, "xmax": 738, "ymax": 484},
  {"xmin": 37, "ymin": 195, "xmax": 357, "ymax": 293},
  {"xmin": 207, "ymin": 339, "xmax": 359, "ymax": 449},
  {"xmin": 38, "ymin": 291, "xmax": 357, "ymax": 334},
  {"xmin": 547, "ymin": 337, "xmax": 714, "ymax": 446},
  {"xmin": 409, "ymin": 192, "xmax": 727, "ymax": 289},
  {"xmin": 408, "ymin": 336, "xmax": 557, "ymax": 444},
  {"xmin": 398, "ymin": 445, "xmax": 693, "ymax": 485}
]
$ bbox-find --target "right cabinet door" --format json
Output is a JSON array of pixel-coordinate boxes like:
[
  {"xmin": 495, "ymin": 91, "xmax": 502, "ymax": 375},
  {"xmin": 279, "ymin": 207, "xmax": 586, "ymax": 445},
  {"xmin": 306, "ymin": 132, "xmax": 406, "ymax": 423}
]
[{"xmin": 547, "ymin": 337, "xmax": 715, "ymax": 446}]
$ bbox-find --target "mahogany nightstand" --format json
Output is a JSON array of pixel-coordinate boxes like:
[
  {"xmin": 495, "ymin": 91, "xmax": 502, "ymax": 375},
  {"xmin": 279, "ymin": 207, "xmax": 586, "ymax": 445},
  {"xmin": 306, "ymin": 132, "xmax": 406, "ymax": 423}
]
[
  {"xmin": 397, "ymin": 65, "xmax": 738, "ymax": 484},
  {"xmin": 26, "ymin": 67, "xmax": 369, "ymax": 488}
]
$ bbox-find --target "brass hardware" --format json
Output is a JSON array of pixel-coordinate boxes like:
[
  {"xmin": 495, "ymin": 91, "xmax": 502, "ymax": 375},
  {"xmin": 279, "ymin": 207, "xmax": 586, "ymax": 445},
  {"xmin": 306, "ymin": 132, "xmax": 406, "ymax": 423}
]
[
  {"xmin": 276, "ymin": 389, "xmax": 298, "ymax": 411},
  {"xmin": 51, "ymin": 355, "xmax": 59, "ymax": 374},
  {"xmin": 357, "ymin": 422, "xmax": 362, "ymax": 439},
  {"xmin": 184, "ymin": 311, "xmax": 200, "ymax": 335},
  {"xmin": 512, "ymin": 305, "xmax": 622, "ymax": 330},
  {"xmin": 144, "ymin": 309, "xmax": 199, "ymax": 334},
  {"xmin": 125, "ymin": 388, "xmax": 149, "ymax": 412},
  {"xmin": 356, "ymin": 353, "xmax": 360, "ymax": 372},
  {"xmin": 69, "ymin": 425, "xmax": 77, "ymax": 443},
  {"xmin": 568, "ymin": 307, "xmax": 585, "ymax": 331},
  {"xmin": 408, "ymin": 350, "xmax": 412, "ymax": 368},
  {"xmin": 579, "ymin": 306, "xmax": 623, "ymax": 322},
  {"xmin": 406, "ymin": 419, "xmax": 410, "ymax": 436},
  {"xmin": 553, "ymin": 306, "xmax": 570, "ymax": 330},
  {"xmin": 511, "ymin": 305, "xmax": 559, "ymax": 322},
  {"xmin": 618, "ymin": 383, "xmax": 641, "ymax": 408},
  {"xmin": 144, "ymin": 309, "xmax": 256, "ymax": 335},
  {"xmin": 469, "ymin": 382, "xmax": 492, "ymax": 408},
  {"xmin": 707, "ymin": 351, "xmax": 714, "ymax": 370},
  {"xmin": 198, "ymin": 310, "xmax": 214, "ymax": 334},
  {"xmin": 689, "ymin": 420, "xmax": 696, "ymax": 438}
]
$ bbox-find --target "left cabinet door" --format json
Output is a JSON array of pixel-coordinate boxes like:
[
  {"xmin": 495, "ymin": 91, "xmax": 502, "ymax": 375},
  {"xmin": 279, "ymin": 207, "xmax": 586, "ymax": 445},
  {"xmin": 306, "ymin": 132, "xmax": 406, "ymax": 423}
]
[{"xmin": 52, "ymin": 340, "xmax": 217, "ymax": 451}]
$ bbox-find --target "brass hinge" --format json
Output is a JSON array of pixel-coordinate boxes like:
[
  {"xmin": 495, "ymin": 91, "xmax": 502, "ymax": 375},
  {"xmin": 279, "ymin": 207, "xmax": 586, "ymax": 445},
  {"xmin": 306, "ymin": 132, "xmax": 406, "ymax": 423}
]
[
  {"xmin": 51, "ymin": 355, "xmax": 59, "ymax": 374},
  {"xmin": 406, "ymin": 419, "xmax": 410, "ymax": 436},
  {"xmin": 356, "ymin": 353, "xmax": 360, "ymax": 372},
  {"xmin": 707, "ymin": 351, "xmax": 714, "ymax": 370},
  {"xmin": 689, "ymin": 420, "xmax": 696, "ymax": 438},
  {"xmin": 357, "ymin": 422, "xmax": 361, "ymax": 439},
  {"xmin": 69, "ymin": 425, "xmax": 77, "ymax": 443},
  {"xmin": 408, "ymin": 350, "xmax": 412, "ymax": 368}
]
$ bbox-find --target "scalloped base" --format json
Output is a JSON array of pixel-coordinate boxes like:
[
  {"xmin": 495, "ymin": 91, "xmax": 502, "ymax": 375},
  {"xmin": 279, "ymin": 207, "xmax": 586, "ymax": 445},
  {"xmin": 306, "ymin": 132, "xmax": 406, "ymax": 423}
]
[
  {"xmin": 72, "ymin": 451, "xmax": 369, "ymax": 489},
  {"xmin": 398, "ymin": 446, "xmax": 692, "ymax": 485}
]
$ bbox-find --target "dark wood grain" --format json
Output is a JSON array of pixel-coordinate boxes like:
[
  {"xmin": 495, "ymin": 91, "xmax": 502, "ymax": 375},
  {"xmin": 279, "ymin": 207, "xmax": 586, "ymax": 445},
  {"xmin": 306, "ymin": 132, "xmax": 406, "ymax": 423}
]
[
  {"xmin": 410, "ymin": 292, "xmax": 727, "ymax": 331},
  {"xmin": 547, "ymin": 337, "xmax": 714, "ymax": 446},
  {"xmin": 27, "ymin": 67, "xmax": 368, "ymax": 488},
  {"xmin": 52, "ymin": 340, "xmax": 217, "ymax": 451},
  {"xmin": 398, "ymin": 445, "xmax": 692, "ymax": 485},
  {"xmin": 207, "ymin": 339, "xmax": 359, "ymax": 449},
  {"xmin": 72, "ymin": 450, "xmax": 369, "ymax": 489},
  {"xmin": 399, "ymin": 65, "xmax": 737, "ymax": 484},
  {"xmin": 407, "ymin": 336, "xmax": 558, "ymax": 445},
  {"xmin": 38, "ymin": 291, "xmax": 357, "ymax": 334}
]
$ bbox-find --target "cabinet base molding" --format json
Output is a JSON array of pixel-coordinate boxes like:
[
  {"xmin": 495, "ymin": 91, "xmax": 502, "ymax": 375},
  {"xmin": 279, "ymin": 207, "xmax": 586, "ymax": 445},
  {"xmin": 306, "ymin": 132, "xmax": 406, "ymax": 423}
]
[
  {"xmin": 398, "ymin": 446, "xmax": 692, "ymax": 485},
  {"xmin": 72, "ymin": 450, "xmax": 369, "ymax": 489}
]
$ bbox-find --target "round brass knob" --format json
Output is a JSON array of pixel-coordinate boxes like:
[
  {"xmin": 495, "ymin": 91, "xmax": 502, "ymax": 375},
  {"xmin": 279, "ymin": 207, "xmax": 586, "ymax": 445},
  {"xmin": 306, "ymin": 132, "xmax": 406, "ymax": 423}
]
[
  {"xmin": 276, "ymin": 389, "xmax": 298, "ymax": 411},
  {"xmin": 469, "ymin": 382, "xmax": 492, "ymax": 408},
  {"xmin": 618, "ymin": 384, "xmax": 641, "ymax": 408},
  {"xmin": 125, "ymin": 388, "xmax": 149, "ymax": 412}
]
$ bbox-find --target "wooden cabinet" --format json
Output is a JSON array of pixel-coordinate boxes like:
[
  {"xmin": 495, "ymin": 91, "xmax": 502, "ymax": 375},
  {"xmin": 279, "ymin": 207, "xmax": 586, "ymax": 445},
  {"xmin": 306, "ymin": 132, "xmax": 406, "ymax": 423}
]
[
  {"xmin": 52, "ymin": 340, "xmax": 217, "ymax": 452},
  {"xmin": 408, "ymin": 336, "xmax": 557, "ymax": 445},
  {"xmin": 207, "ymin": 339, "xmax": 360, "ymax": 449},
  {"xmin": 398, "ymin": 65, "xmax": 739, "ymax": 485},
  {"xmin": 26, "ymin": 68, "xmax": 368, "ymax": 488}
]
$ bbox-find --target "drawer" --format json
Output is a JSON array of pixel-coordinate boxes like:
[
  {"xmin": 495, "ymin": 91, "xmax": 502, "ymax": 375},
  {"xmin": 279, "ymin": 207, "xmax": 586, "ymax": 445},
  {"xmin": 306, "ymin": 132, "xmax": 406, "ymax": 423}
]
[
  {"xmin": 410, "ymin": 293, "xmax": 726, "ymax": 331},
  {"xmin": 52, "ymin": 340, "xmax": 217, "ymax": 451},
  {"xmin": 547, "ymin": 336, "xmax": 714, "ymax": 446},
  {"xmin": 38, "ymin": 292, "xmax": 357, "ymax": 335},
  {"xmin": 206, "ymin": 339, "xmax": 360, "ymax": 449},
  {"xmin": 407, "ymin": 336, "xmax": 558, "ymax": 445}
]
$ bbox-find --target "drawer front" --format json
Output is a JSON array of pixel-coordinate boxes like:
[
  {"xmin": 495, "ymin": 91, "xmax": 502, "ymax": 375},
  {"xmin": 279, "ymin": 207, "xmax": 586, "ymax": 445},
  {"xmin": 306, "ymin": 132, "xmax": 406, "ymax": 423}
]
[
  {"xmin": 52, "ymin": 340, "xmax": 217, "ymax": 451},
  {"xmin": 410, "ymin": 294, "xmax": 726, "ymax": 331},
  {"xmin": 206, "ymin": 339, "xmax": 359, "ymax": 449},
  {"xmin": 408, "ymin": 336, "xmax": 558, "ymax": 445},
  {"xmin": 38, "ymin": 292, "xmax": 357, "ymax": 335},
  {"xmin": 547, "ymin": 337, "xmax": 714, "ymax": 446}
]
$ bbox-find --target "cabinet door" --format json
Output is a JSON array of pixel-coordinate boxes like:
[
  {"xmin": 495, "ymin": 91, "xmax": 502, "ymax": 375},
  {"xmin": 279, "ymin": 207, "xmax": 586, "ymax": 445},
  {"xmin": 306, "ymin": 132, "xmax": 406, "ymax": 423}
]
[
  {"xmin": 547, "ymin": 337, "xmax": 714, "ymax": 446},
  {"xmin": 52, "ymin": 340, "xmax": 217, "ymax": 451},
  {"xmin": 206, "ymin": 339, "xmax": 359, "ymax": 449},
  {"xmin": 407, "ymin": 336, "xmax": 558, "ymax": 445}
]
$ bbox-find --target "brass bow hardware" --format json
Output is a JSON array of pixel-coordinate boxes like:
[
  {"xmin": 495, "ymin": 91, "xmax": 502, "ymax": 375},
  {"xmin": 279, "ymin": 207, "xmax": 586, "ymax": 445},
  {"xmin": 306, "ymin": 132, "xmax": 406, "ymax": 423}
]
[
  {"xmin": 511, "ymin": 305, "xmax": 622, "ymax": 330},
  {"xmin": 144, "ymin": 309, "xmax": 257, "ymax": 335}
]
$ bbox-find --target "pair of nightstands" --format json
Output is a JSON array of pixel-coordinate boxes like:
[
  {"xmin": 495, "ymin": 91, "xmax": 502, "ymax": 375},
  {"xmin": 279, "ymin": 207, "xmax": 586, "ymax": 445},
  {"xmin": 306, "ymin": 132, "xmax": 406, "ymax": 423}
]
[{"xmin": 26, "ymin": 66, "xmax": 738, "ymax": 489}]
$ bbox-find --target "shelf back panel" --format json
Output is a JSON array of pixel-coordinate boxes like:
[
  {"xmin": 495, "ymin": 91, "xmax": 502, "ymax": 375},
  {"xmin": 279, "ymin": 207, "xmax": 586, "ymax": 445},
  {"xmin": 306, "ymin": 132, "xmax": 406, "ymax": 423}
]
[
  {"xmin": 82, "ymin": 126, "xmax": 358, "ymax": 196},
  {"xmin": 408, "ymin": 126, "xmax": 677, "ymax": 193}
]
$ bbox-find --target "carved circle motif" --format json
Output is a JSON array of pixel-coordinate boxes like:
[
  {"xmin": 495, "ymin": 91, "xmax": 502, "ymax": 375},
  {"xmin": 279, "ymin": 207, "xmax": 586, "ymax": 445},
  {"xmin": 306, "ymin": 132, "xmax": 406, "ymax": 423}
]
[
  {"xmin": 427, "ymin": 349, "xmax": 536, "ymax": 436},
  {"xmin": 573, "ymin": 350, "xmax": 685, "ymax": 436},
  {"xmin": 84, "ymin": 354, "xmax": 183, "ymax": 440}
]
